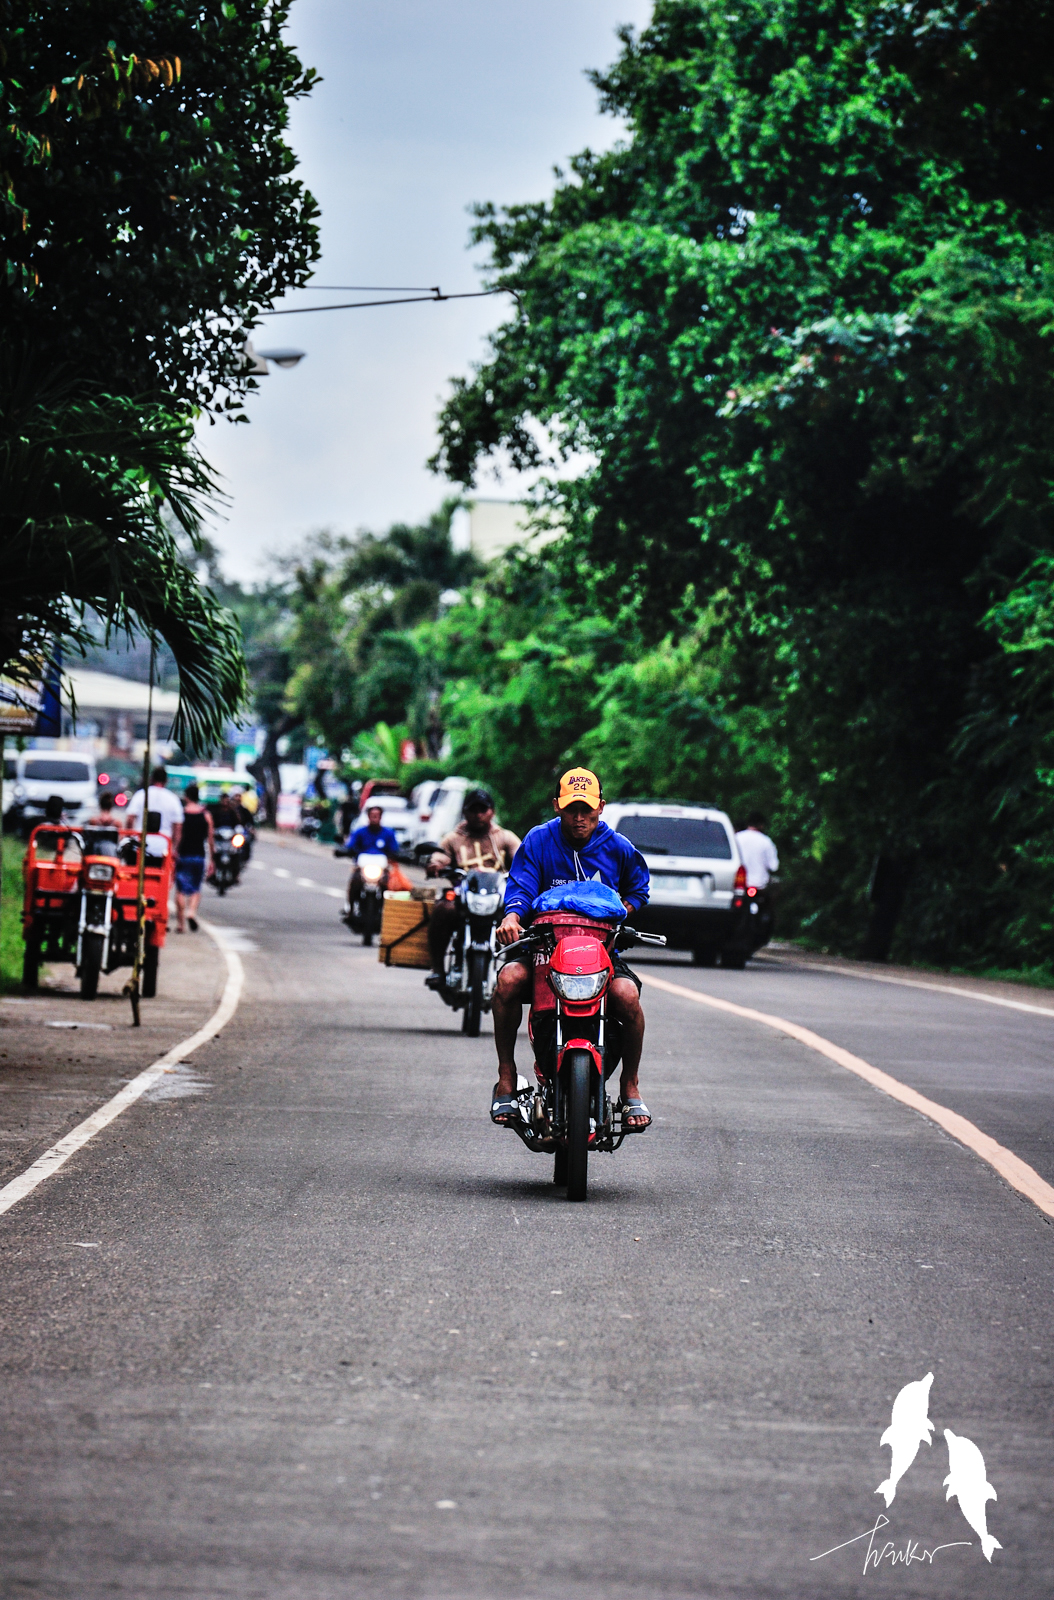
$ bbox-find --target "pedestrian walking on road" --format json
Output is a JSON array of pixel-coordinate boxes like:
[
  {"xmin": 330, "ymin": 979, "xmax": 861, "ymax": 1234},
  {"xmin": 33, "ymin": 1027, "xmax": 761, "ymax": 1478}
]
[
  {"xmin": 126, "ymin": 766, "xmax": 184, "ymax": 855},
  {"xmin": 175, "ymin": 783, "xmax": 214, "ymax": 933}
]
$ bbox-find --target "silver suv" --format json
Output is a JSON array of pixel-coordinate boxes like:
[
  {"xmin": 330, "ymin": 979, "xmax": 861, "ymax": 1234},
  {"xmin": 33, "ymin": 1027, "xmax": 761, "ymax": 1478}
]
[{"xmin": 604, "ymin": 800, "xmax": 752, "ymax": 968}]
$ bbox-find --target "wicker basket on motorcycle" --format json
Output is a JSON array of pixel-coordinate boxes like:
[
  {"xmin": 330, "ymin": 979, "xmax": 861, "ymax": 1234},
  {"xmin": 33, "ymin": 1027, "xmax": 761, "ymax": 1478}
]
[{"xmin": 378, "ymin": 896, "xmax": 433, "ymax": 968}]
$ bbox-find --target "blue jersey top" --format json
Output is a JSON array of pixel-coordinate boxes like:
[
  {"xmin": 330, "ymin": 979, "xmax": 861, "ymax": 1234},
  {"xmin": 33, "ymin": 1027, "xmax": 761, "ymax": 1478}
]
[
  {"xmin": 347, "ymin": 823, "xmax": 399, "ymax": 856},
  {"xmin": 504, "ymin": 817, "xmax": 650, "ymax": 920}
]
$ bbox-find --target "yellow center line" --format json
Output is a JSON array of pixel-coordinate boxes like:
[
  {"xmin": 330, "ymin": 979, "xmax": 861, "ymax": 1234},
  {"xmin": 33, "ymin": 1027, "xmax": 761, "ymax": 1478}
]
[{"xmin": 641, "ymin": 972, "xmax": 1054, "ymax": 1222}]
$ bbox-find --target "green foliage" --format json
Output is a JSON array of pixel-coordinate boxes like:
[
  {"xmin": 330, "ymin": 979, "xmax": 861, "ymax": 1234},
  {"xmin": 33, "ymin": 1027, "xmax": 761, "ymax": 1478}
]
[
  {"xmin": 0, "ymin": 837, "xmax": 26, "ymax": 995},
  {"xmin": 428, "ymin": 0, "xmax": 1054, "ymax": 970},
  {"xmin": 283, "ymin": 503, "xmax": 480, "ymax": 758},
  {"xmin": 0, "ymin": 359, "xmax": 246, "ymax": 752},
  {"xmin": 417, "ymin": 561, "xmax": 786, "ymax": 838},
  {"xmin": 1, "ymin": 0, "xmax": 320, "ymax": 413}
]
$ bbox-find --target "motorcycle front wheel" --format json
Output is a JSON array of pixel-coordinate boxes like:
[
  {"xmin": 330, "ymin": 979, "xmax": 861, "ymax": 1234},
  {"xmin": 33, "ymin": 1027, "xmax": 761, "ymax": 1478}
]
[
  {"xmin": 565, "ymin": 1049, "xmax": 592, "ymax": 1202},
  {"xmin": 142, "ymin": 941, "xmax": 158, "ymax": 999},
  {"xmin": 461, "ymin": 949, "xmax": 486, "ymax": 1037},
  {"xmin": 21, "ymin": 932, "xmax": 41, "ymax": 992},
  {"xmin": 79, "ymin": 932, "xmax": 104, "ymax": 1000}
]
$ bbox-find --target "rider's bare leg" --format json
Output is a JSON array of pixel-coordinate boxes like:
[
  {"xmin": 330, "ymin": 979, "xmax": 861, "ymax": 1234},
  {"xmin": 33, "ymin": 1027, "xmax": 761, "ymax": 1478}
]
[
  {"xmin": 492, "ymin": 961, "xmax": 531, "ymax": 1099},
  {"xmin": 175, "ymin": 890, "xmax": 187, "ymax": 933},
  {"xmin": 609, "ymin": 977, "xmax": 647, "ymax": 1126}
]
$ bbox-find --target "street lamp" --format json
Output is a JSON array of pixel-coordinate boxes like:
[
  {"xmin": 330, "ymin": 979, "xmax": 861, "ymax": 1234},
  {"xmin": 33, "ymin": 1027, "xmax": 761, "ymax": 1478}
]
[{"xmin": 241, "ymin": 340, "xmax": 306, "ymax": 374}]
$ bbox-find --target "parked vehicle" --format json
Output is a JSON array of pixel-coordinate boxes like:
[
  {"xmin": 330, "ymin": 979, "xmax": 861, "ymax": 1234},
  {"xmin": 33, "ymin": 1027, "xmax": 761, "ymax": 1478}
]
[
  {"xmin": 4, "ymin": 751, "xmax": 98, "ymax": 835},
  {"xmin": 210, "ymin": 824, "xmax": 249, "ymax": 895},
  {"xmin": 407, "ymin": 776, "xmax": 471, "ymax": 862},
  {"xmin": 427, "ymin": 866, "xmax": 505, "ymax": 1036},
  {"xmin": 21, "ymin": 822, "xmax": 172, "ymax": 999},
  {"xmin": 495, "ymin": 901, "xmax": 665, "ymax": 1200},
  {"xmin": 603, "ymin": 800, "xmax": 759, "ymax": 967}
]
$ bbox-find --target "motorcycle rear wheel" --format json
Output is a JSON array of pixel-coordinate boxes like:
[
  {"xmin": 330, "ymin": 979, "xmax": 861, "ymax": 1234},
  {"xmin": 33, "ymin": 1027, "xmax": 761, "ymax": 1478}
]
[
  {"xmin": 462, "ymin": 949, "xmax": 486, "ymax": 1037},
  {"xmin": 553, "ymin": 1146, "xmax": 568, "ymax": 1186},
  {"xmin": 565, "ymin": 1049, "xmax": 592, "ymax": 1202}
]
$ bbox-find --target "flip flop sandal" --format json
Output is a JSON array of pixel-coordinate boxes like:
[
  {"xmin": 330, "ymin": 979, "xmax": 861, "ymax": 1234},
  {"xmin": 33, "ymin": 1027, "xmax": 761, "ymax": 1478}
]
[
  {"xmin": 617, "ymin": 1096, "xmax": 652, "ymax": 1132},
  {"xmin": 490, "ymin": 1085, "xmax": 519, "ymax": 1124}
]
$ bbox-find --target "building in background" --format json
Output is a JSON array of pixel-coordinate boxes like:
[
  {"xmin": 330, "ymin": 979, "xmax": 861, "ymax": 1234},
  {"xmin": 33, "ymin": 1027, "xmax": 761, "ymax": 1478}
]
[
  {"xmin": 449, "ymin": 499, "xmax": 559, "ymax": 563},
  {"xmin": 51, "ymin": 669, "xmax": 181, "ymax": 763}
]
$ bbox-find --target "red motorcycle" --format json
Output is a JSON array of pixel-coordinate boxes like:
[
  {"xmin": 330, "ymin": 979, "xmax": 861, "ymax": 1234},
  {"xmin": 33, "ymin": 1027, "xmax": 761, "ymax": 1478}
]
[{"xmin": 497, "ymin": 909, "xmax": 665, "ymax": 1200}]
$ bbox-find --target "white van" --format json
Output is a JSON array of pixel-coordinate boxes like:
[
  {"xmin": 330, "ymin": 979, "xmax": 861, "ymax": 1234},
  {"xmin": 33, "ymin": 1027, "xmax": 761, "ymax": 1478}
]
[
  {"xmin": 4, "ymin": 750, "xmax": 98, "ymax": 832},
  {"xmin": 408, "ymin": 776, "xmax": 471, "ymax": 862},
  {"xmin": 604, "ymin": 800, "xmax": 752, "ymax": 966}
]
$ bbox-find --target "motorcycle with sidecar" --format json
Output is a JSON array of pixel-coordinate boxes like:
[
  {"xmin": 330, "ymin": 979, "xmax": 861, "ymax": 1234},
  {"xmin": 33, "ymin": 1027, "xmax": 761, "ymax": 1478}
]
[{"xmin": 21, "ymin": 822, "xmax": 173, "ymax": 999}]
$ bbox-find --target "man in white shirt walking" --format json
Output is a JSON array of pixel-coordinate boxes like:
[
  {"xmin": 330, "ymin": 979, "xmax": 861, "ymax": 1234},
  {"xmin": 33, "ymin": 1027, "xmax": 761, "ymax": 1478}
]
[
  {"xmin": 735, "ymin": 811, "xmax": 779, "ymax": 888},
  {"xmin": 126, "ymin": 766, "xmax": 184, "ymax": 855}
]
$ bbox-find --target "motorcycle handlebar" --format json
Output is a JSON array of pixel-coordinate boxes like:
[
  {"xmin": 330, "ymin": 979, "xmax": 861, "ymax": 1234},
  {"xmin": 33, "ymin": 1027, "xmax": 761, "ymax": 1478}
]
[{"xmin": 496, "ymin": 923, "xmax": 668, "ymax": 964}]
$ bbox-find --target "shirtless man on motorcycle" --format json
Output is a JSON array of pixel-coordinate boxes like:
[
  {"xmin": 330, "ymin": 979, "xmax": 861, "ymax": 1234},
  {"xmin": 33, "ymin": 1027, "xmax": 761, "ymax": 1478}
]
[{"xmin": 492, "ymin": 767, "xmax": 652, "ymax": 1129}]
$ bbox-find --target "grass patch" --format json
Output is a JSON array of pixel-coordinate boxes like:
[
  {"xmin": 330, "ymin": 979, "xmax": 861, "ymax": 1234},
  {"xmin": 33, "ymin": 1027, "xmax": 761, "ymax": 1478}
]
[
  {"xmin": 948, "ymin": 963, "xmax": 1054, "ymax": 990},
  {"xmin": 779, "ymin": 936, "xmax": 1054, "ymax": 990},
  {"xmin": 1, "ymin": 835, "xmax": 26, "ymax": 994}
]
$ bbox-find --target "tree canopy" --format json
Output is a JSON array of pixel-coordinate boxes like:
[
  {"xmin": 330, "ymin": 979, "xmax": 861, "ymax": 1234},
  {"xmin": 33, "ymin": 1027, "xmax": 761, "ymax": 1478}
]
[
  {"xmin": 1, "ymin": 0, "xmax": 320, "ymax": 413},
  {"xmin": 428, "ymin": 0, "xmax": 1054, "ymax": 964}
]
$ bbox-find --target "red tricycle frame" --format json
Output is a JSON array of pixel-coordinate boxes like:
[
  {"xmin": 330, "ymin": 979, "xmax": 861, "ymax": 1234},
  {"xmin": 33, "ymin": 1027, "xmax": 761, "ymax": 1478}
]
[{"xmin": 21, "ymin": 823, "xmax": 173, "ymax": 999}]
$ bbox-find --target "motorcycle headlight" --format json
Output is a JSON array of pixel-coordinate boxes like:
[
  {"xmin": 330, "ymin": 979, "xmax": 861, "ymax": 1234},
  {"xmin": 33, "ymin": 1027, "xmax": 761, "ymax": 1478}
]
[
  {"xmin": 549, "ymin": 968, "xmax": 609, "ymax": 1001},
  {"xmin": 466, "ymin": 889, "xmax": 500, "ymax": 916},
  {"xmin": 232, "ymin": 833, "xmax": 245, "ymax": 847},
  {"xmin": 87, "ymin": 863, "xmax": 115, "ymax": 883}
]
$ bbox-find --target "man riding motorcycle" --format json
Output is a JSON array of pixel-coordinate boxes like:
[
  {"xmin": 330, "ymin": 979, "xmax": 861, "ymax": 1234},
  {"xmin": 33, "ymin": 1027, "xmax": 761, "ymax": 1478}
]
[
  {"xmin": 424, "ymin": 788, "xmax": 520, "ymax": 987},
  {"xmin": 343, "ymin": 804, "xmax": 400, "ymax": 921},
  {"xmin": 492, "ymin": 767, "xmax": 652, "ymax": 1129}
]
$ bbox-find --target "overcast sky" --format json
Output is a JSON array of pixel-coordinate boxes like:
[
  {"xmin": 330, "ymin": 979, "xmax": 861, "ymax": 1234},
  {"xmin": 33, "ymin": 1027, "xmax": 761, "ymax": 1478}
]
[{"xmin": 199, "ymin": 0, "xmax": 652, "ymax": 582}]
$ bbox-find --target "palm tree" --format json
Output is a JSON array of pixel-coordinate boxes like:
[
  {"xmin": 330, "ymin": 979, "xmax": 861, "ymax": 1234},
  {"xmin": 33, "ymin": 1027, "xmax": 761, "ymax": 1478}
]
[{"xmin": 1, "ymin": 353, "xmax": 246, "ymax": 751}]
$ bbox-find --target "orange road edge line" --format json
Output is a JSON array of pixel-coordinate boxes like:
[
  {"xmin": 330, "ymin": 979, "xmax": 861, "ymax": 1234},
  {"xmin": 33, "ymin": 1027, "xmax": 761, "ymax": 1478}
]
[{"xmin": 641, "ymin": 972, "xmax": 1054, "ymax": 1223}]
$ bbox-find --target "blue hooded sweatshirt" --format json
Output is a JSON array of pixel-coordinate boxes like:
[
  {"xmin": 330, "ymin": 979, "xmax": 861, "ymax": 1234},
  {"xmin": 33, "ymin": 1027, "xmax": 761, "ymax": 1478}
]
[{"xmin": 503, "ymin": 817, "xmax": 650, "ymax": 921}]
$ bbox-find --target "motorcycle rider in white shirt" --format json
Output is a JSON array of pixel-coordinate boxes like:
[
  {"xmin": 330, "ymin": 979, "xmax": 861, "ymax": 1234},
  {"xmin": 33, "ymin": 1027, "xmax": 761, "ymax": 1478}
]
[{"xmin": 735, "ymin": 811, "xmax": 779, "ymax": 887}]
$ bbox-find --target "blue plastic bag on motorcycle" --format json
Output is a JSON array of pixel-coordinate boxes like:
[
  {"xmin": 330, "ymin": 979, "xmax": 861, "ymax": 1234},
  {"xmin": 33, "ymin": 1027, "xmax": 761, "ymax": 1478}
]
[{"xmin": 531, "ymin": 881, "xmax": 627, "ymax": 921}]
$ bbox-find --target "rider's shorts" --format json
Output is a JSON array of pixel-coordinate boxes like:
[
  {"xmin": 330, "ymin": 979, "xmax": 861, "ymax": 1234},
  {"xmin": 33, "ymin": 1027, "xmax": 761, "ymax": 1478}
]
[{"xmin": 611, "ymin": 954, "xmax": 642, "ymax": 995}]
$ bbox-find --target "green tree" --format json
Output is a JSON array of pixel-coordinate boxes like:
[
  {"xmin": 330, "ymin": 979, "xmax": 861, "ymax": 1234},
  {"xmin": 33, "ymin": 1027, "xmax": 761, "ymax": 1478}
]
[
  {"xmin": 0, "ymin": 361, "xmax": 245, "ymax": 751},
  {"xmin": 432, "ymin": 0, "xmax": 1054, "ymax": 967},
  {"xmin": 1, "ymin": 0, "xmax": 320, "ymax": 413},
  {"xmin": 283, "ymin": 504, "xmax": 480, "ymax": 759}
]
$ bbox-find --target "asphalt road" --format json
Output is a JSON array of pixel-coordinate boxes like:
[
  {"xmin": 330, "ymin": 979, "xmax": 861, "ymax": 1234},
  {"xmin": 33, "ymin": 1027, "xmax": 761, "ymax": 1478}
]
[{"xmin": 0, "ymin": 832, "xmax": 1051, "ymax": 1599}]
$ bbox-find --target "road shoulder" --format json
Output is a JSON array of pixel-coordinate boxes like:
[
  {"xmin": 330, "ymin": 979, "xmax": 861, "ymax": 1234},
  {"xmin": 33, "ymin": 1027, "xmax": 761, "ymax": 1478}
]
[{"xmin": 0, "ymin": 926, "xmax": 228, "ymax": 1183}]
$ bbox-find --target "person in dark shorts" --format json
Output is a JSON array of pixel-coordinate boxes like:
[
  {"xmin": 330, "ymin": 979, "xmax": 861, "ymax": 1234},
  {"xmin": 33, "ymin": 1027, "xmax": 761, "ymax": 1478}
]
[{"xmin": 176, "ymin": 784, "xmax": 214, "ymax": 932}]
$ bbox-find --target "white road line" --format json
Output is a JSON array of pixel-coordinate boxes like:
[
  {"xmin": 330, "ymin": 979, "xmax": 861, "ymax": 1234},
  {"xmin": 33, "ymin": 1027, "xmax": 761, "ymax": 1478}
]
[
  {"xmin": 766, "ymin": 955, "xmax": 1054, "ymax": 1019},
  {"xmin": 641, "ymin": 973, "xmax": 1054, "ymax": 1223},
  {"xmin": 323, "ymin": 888, "xmax": 344, "ymax": 899},
  {"xmin": 272, "ymin": 867, "xmax": 291, "ymax": 879},
  {"xmin": 296, "ymin": 876, "xmax": 316, "ymax": 887},
  {"xmin": 0, "ymin": 921, "xmax": 244, "ymax": 1218}
]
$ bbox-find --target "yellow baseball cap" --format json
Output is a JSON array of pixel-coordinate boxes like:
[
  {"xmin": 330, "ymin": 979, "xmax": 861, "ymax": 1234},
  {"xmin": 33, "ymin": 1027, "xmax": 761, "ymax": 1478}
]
[{"xmin": 555, "ymin": 767, "xmax": 603, "ymax": 809}]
